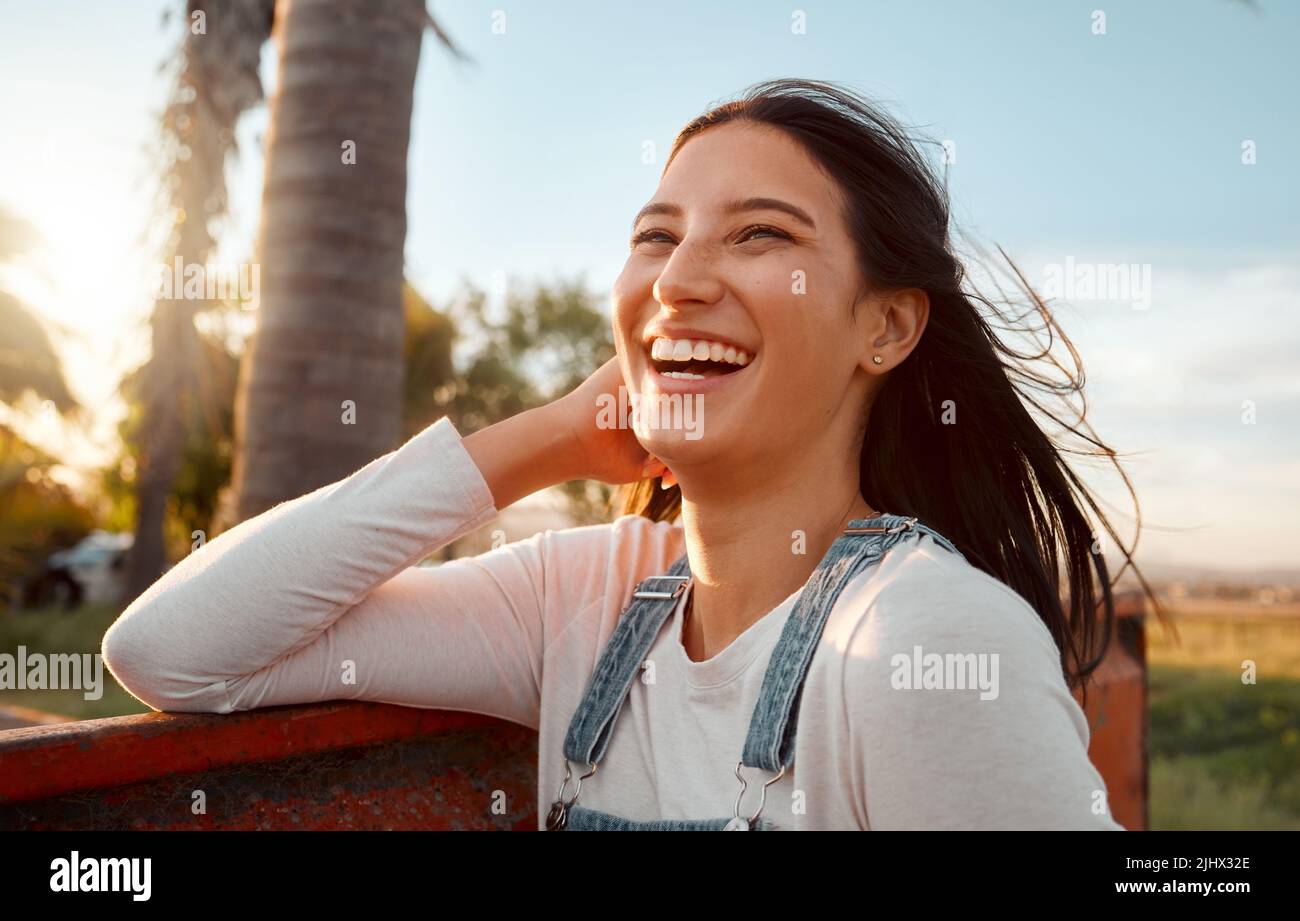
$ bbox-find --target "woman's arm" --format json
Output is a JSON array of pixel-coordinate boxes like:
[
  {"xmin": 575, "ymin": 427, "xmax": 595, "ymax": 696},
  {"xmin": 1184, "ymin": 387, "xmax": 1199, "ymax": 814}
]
[
  {"xmin": 842, "ymin": 539, "xmax": 1126, "ymax": 830},
  {"xmin": 101, "ymin": 358, "xmax": 657, "ymax": 725}
]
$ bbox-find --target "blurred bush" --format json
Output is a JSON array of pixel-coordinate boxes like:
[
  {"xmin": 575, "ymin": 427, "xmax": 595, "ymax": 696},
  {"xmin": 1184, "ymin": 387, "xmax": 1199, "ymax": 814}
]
[{"xmin": 0, "ymin": 424, "xmax": 94, "ymax": 608}]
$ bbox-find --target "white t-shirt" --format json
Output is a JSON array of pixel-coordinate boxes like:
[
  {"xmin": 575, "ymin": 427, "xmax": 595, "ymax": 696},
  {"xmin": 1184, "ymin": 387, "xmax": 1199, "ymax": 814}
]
[{"xmin": 101, "ymin": 417, "xmax": 1124, "ymax": 830}]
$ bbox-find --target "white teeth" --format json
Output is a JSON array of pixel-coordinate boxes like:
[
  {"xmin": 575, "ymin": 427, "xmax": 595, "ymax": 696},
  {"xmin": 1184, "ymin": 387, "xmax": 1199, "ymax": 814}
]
[
  {"xmin": 662, "ymin": 371, "xmax": 706, "ymax": 380},
  {"xmin": 647, "ymin": 337, "xmax": 754, "ymax": 368}
]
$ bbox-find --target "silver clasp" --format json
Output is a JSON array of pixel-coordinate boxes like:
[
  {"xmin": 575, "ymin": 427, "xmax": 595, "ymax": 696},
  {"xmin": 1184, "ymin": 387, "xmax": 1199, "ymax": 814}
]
[
  {"xmin": 887, "ymin": 516, "xmax": 917, "ymax": 534},
  {"xmin": 844, "ymin": 516, "xmax": 916, "ymax": 536},
  {"xmin": 726, "ymin": 760, "xmax": 787, "ymax": 830},
  {"xmin": 632, "ymin": 575, "xmax": 690, "ymax": 601},
  {"xmin": 546, "ymin": 758, "xmax": 596, "ymax": 831}
]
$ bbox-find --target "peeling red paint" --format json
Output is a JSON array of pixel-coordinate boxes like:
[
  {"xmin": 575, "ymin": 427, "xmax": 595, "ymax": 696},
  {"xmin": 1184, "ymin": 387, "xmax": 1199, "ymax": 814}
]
[
  {"xmin": 0, "ymin": 701, "xmax": 538, "ymax": 830},
  {"xmin": 1072, "ymin": 592, "xmax": 1148, "ymax": 830}
]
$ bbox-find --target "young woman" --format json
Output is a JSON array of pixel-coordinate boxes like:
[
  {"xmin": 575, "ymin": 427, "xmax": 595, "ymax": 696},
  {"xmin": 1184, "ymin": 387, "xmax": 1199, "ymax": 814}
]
[{"xmin": 103, "ymin": 79, "xmax": 1149, "ymax": 831}]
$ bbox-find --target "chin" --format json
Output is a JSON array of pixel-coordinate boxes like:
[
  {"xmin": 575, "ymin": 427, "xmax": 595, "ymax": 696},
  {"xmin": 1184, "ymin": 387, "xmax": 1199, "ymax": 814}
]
[{"xmin": 633, "ymin": 412, "xmax": 737, "ymax": 468}]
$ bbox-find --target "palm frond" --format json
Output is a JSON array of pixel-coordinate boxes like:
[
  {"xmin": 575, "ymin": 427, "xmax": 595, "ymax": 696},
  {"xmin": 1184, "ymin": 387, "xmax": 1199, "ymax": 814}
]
[{"xmin": 425, "ymin": 6, "xmax": 476, "ymax": 64}]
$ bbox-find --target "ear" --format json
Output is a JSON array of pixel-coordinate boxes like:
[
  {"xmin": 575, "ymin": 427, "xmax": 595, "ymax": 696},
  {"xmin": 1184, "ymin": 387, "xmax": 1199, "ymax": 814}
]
[{"xmin": 860, "ymin": 287, "xmax": 929, "ymax": 373}]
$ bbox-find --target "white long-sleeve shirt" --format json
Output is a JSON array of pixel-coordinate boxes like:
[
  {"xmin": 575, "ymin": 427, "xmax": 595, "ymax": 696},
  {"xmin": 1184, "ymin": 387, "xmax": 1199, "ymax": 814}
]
[{"xmin": 101, "ymin": 416, "xmax": 1125, "ymax": 830}]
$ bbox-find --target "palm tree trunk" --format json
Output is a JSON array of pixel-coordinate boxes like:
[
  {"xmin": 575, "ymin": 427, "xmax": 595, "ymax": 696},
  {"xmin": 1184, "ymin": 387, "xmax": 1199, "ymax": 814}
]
[
  {"xmin": 124, "ymin": 301, "xmax": 190, "ymax": 597},
  {"xmin": 124, "ymin": 0, "xmax": 274, "ymax": 598},
  {"xmin": 230, "ymin": 0, "xmax": 425, "ymax": 521}
]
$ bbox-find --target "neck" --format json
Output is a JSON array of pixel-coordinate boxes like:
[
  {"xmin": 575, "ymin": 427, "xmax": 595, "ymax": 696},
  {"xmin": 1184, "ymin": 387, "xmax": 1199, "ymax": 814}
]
[{"xmin": 675, "ymin": 452, "xmax": 875, "ymax": 663}]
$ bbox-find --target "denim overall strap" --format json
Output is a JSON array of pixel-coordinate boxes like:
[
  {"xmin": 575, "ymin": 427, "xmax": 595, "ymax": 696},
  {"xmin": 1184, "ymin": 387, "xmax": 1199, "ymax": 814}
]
[
  {"xmin": 547, "ymin": 554, "xmax": 694, "ymax": 829},
  {"xmin": 739, "ymin": 514, "xmax": 964, "ymax": 774},
  {"xmin": 561, "ymin": 552, "xmax": 693, "ymax": 768},
  {"xmin": 549, "ymin": 512, "xmax": 962, "ymax": 830}
]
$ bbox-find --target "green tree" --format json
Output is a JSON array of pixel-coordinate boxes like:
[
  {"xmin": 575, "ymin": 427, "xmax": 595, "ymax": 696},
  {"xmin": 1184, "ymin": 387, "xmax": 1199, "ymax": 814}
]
[
  {"xmin": 0, "ymin": 426, "xmax": 93, "ymax": 608},
  {"xmin": 407, "ymin": 276, "xmax": 617, "ymax": 525},
  {"xmin": 0, "ymin": 208, "xmax": 88, "ymax": 607},
  {"xmin": 101, "ymin": 322, "xmax": 241, "ymax": 565},
  {"xmin": 0, "ymin": 207, "xmax": 76, "ymax": 413}
]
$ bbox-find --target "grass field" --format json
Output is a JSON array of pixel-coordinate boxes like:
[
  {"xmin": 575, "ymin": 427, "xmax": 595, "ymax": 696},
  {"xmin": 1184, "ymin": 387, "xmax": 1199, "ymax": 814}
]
[
  {"xmin": 1148, "ymin": 665, "xmax": 1300, "ymax": 829},
  {"xmin": 2, "ymin": 599, "xmax": 1298, "ymax": 829},
  {"xmin": 1146, "ymin": 606, "xmax": 1300, "ymax": 830},
  {"xmin": 0, "ymin": 602, "xmax": 149, "ymax": 720}
]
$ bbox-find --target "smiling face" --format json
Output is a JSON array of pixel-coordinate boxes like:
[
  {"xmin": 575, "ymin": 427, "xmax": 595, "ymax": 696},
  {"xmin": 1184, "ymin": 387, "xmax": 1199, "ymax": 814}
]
[{"xmin": 612, "ymin": 120, "xmax": 880, "ymax": 475}]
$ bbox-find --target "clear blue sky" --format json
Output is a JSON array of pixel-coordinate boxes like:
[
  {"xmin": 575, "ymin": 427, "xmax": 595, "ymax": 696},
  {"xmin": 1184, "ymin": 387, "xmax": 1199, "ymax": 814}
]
[{"xmin": 1, "ymin": 0, "xmax": 1297, "ymax": 569}]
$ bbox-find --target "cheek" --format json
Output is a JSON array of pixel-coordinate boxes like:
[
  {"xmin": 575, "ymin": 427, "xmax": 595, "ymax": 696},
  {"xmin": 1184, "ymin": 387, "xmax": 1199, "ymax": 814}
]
[
  {"xmin": 753, "ymin": 282, "xmax": 858, "ymax": 391},
  {"xmin": 741, "ymin": 250, "xmax": 843, "ymax": 326},
  {"xmin": 750, "ymin": 260, "xmax": 838, "ymax": 338},
  {"xmin": 611, "ymin": 263, "xmax": 649, "ymax": 336}
]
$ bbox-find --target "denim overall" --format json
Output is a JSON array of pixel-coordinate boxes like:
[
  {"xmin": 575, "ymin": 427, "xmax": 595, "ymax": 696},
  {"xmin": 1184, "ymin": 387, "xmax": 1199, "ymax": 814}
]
[{"xmin": 545, "ymin": 513, "xmax": 964, "ymax": 831}]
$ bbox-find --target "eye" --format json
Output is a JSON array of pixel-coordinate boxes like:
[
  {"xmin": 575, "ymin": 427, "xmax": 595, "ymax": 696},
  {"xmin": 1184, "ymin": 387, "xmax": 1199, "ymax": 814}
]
[
  {"xmin": 736, "ymin": 224, "xmax": 791, "ymax": 243},
  {"xmin": 630, "ymin": 228, "xmax": 675, "ymax": 248},
  {"xmin": 629, "ymin": 224, "xmax": 793, "ymax": 249}
]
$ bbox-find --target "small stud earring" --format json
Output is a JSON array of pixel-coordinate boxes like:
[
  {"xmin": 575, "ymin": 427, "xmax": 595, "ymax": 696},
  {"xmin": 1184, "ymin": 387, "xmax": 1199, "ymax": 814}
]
[{"xmin": 872, "ymin": 355, "xmax": 883, "ymax": 365}]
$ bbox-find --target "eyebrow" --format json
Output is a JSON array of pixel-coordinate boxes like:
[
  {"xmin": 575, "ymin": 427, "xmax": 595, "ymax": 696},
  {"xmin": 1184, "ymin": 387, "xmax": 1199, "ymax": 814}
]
[{"xmin": 630, "ymin": 196, "xmax": 817, "ymax": 233}]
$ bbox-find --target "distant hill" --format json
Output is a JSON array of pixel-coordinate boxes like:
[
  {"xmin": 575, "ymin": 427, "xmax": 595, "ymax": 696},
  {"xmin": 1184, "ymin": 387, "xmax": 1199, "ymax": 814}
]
[{"xmin": 1112, "ymin": 558, "xmax": 1300, "ymax": 590}]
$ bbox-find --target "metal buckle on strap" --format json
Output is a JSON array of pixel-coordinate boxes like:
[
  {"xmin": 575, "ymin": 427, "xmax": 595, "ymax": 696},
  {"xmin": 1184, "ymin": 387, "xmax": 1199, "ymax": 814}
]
[
  {"xmin": 632, "ymin": 575, "xmax": 690, "ymax": 600},
  {"xmin": 724, "ymin": 760, "xmax": 787, "ymax": 831},
  {"xmin": 844, "ymin": 516, "xmax": 917, "ymax": 536},
  {"xmin": 546, "ymin": 758, "xmax": 597, "ymax": 831}
]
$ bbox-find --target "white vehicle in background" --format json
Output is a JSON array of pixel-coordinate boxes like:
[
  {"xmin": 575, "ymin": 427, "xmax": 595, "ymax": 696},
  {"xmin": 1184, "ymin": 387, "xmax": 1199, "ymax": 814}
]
[{"xmin": 42, "ymin": 530, "xmax": 133, "ymax": 607}]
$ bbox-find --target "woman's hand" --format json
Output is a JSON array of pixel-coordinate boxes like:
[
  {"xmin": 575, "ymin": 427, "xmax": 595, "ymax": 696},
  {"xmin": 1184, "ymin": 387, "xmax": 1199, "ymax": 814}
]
[
  {"xmin": 463, "ymin": 356, "xmax": 673, "ymax": 511},
  {"xmin": 551, "ymin": 356, "xmax": 674, "ymax": 487}
]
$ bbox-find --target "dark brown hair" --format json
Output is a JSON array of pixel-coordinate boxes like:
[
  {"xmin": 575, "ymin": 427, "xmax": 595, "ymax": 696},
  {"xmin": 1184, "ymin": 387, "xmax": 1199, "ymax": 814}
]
[{"xmin": 614, "ymin": 78, "xmax": 1161, "ymax": 695}]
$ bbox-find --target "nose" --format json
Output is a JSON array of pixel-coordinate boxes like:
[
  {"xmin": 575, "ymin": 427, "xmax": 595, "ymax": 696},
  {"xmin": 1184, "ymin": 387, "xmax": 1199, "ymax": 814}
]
[{"xmin": 651, "ymin": 235, "xmax": 726, "ymax": 311}]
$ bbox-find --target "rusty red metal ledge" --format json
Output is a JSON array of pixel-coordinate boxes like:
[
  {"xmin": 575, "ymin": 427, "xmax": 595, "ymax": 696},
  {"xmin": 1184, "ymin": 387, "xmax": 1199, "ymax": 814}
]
[
  {"xmin": 0, "ymin": 701, "xmax": 540, "ymax": 830},
  {"xmin": 0, "ymin": 591, "xmax": 1146, "ymax": 831}
]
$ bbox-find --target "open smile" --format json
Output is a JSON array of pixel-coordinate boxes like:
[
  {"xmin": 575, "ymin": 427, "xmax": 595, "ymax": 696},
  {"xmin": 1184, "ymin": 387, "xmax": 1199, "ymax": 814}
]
[{"xmin": 642, "ymin": 335, "xmax": 757, "ymax": 392}]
